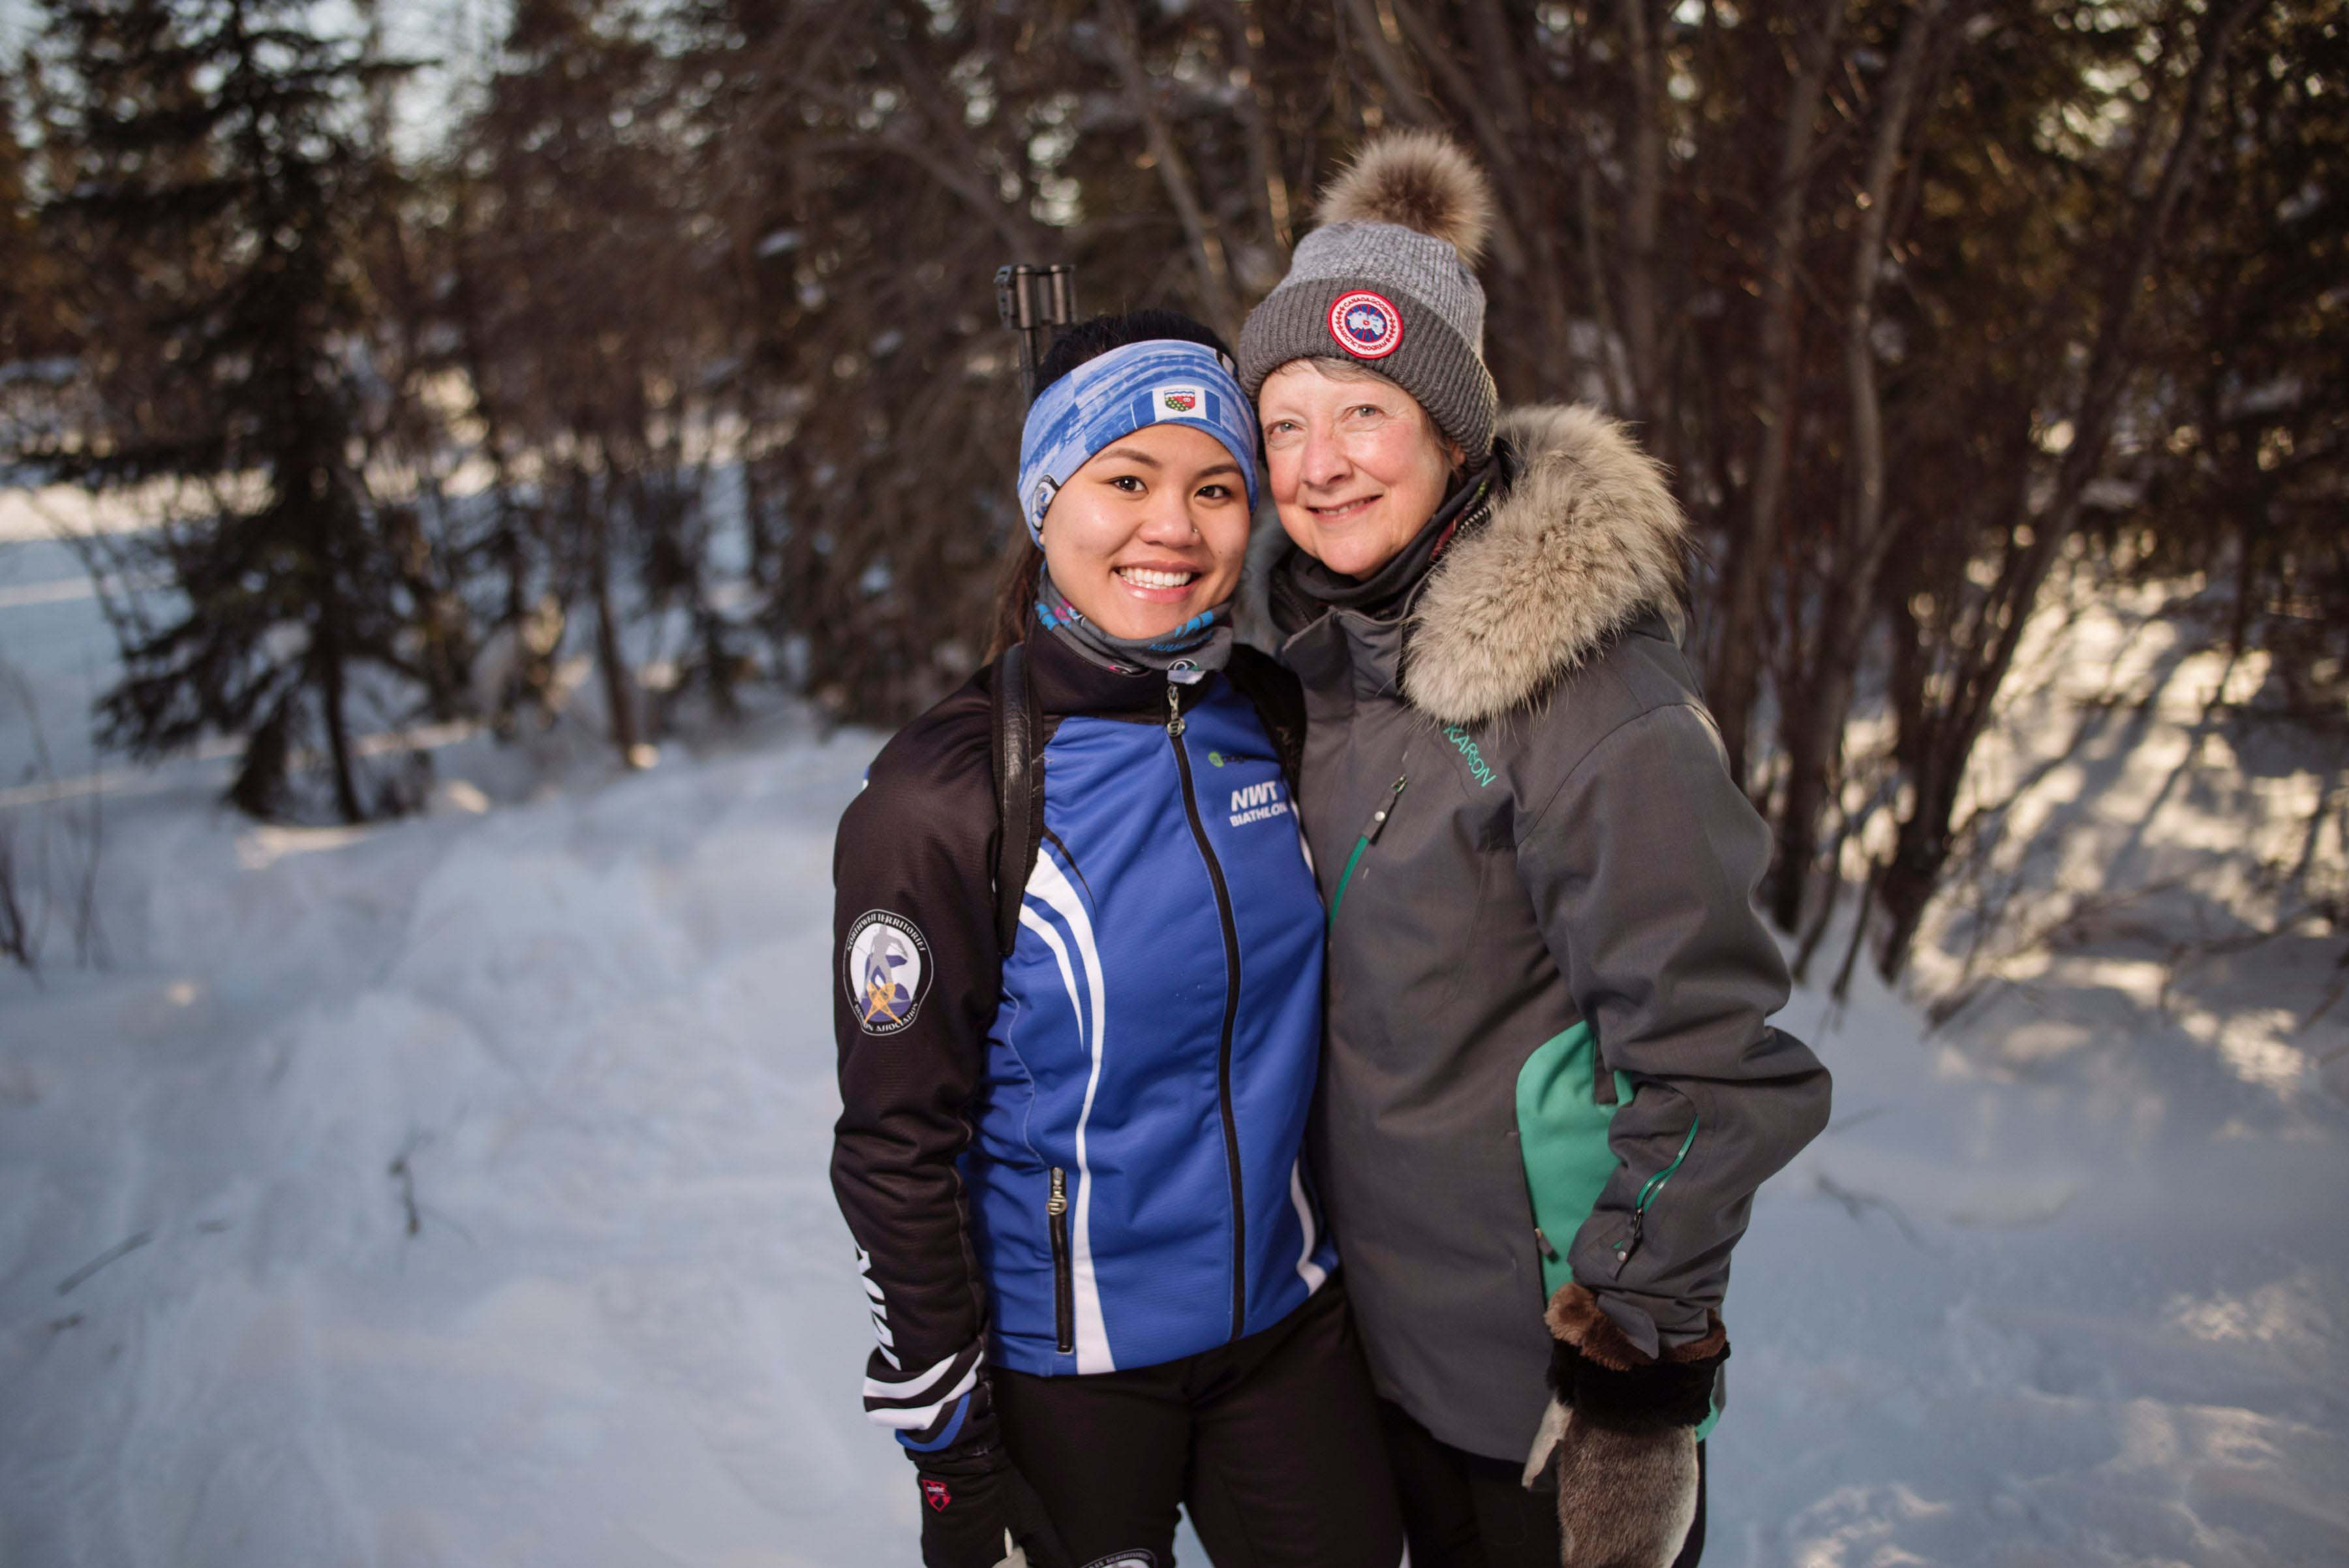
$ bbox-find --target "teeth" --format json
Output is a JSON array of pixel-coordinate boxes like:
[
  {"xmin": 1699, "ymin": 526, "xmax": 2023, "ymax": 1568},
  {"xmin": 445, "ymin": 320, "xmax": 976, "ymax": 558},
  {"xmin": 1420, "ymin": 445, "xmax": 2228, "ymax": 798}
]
[{"xmin": 1118, "ymin": 567, "xmax": 1197, "ymax": 589}]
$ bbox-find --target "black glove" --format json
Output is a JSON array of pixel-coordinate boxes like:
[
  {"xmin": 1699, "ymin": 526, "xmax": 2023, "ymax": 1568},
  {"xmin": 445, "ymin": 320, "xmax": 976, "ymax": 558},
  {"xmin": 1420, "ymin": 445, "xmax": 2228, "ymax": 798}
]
[
  {"xmin": 914, "ymin": 1445, "xmax": 1073, "ymax": 1568},
  {"xmin": 1522, "ymin": 1284, "xmax": 1725, "ymax": 1568}
]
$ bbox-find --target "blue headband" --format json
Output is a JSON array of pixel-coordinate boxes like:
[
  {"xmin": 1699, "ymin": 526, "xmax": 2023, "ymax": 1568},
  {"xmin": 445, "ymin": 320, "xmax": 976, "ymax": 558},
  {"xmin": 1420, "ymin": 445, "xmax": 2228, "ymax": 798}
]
[{"xmin": 1016, "ymin": 339, "xmax": 1260, "ymax": 542}]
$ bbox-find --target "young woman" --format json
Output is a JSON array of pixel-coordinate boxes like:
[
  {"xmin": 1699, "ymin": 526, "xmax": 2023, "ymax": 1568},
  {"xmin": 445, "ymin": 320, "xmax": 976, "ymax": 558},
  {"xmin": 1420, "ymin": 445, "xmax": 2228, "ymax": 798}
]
[
  {"xmin": 1232, "ymin": 133, "xmax": 1834, "ymax": 1568},
  {"xmin": 831, "ymin": 311, "xmax": 1403, "ymax": 1568}
]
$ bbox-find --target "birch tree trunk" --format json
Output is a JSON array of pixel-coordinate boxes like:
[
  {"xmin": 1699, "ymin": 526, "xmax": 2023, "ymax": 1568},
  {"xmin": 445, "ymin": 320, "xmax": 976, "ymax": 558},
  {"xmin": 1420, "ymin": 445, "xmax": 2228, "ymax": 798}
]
[{"xmin": 1616, "ymin": 0, "xmax": 1666, "ymax": 426}]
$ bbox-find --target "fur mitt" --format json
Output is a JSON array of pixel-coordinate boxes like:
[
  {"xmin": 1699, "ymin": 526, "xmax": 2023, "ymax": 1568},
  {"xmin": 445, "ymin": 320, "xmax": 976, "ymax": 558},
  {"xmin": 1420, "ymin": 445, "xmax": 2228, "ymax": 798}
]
[{"xmin": 1524, "ymin": 1284, "xmax": 1727, "ymax": 1568}]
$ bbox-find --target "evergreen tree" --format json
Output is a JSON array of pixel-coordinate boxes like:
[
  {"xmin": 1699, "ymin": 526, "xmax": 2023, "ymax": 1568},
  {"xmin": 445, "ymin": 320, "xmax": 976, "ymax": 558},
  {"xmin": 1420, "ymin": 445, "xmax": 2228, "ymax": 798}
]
[
  {"xmin": 3, "ymin": 55, "xmax": 77, "ymax": 457},
  {"xmin": 37, "ymin": 0, "xmax": 421, "ymax": 821},
  {"xmin": 2140, "ymin": 2, "xmax": 2348, "ymax": 712},
  {"xmin": 1, "ymin": 67, "xmax": 57, "ymax": 367}
]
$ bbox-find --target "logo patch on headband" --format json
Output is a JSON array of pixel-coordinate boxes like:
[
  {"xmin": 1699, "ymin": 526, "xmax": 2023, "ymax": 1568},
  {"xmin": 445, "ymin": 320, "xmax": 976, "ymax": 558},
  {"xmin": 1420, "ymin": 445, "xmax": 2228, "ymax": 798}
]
[
  {"xmin": 1329, "ymin": 290, "xmax": 1403, "ymax": 360},
  {"xmin": 1017, "ymin": 338, "xmax": 1260, "ymax": 542}
]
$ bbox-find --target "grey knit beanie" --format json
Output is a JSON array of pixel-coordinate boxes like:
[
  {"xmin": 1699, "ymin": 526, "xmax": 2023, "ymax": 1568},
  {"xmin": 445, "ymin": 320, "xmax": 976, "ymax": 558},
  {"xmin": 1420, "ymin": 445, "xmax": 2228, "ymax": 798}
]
[{"xmin": 1236, "ymin": 131, "xmax": 1499, "ymax": 461}]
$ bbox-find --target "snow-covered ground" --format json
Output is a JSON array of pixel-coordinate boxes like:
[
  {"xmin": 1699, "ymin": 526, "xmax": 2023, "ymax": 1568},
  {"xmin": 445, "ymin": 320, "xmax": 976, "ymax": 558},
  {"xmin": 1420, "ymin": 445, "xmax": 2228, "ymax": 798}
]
[{"xmin": 3, "ymin": 519, "xmax": 2346, "ymax": 1567}]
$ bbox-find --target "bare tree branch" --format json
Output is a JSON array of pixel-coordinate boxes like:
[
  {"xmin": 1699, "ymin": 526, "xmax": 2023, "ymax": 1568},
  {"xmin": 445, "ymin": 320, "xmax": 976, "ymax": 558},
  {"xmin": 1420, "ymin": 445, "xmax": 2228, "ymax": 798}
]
[
  {"xmin": 1100, "ymin": 0, "xmax": 1241, "ymax": 337},
  {"xmin": 1709, "ymin": 0, "xmax": 1849, "ymax": 780}
]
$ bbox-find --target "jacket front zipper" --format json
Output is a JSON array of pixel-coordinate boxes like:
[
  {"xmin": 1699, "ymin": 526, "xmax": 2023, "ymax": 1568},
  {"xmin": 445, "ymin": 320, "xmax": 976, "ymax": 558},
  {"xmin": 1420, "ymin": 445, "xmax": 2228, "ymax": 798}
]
[
  {"xmin": 1326, "ymin": 769, "xmax": 1408, "ymax": 930},
  {"xmin": 1047, "ymin": 1166, "xmax": 1074, "ymax": 1353},
  {"xmin": 1167, "ymin": 681, "xmax": 1249, "ymax": 1341}
]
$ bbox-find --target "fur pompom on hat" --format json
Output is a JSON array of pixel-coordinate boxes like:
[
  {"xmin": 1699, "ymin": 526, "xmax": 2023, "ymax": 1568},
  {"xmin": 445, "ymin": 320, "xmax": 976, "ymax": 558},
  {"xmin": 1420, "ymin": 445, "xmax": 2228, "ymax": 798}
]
[
  {"xmin": 1237, "ymin": 130, "xmax": 1499, "ymax": 461},
  {"xmin": 1317, "ymin": 129, "xmax": 1494, "ymax": 266}
]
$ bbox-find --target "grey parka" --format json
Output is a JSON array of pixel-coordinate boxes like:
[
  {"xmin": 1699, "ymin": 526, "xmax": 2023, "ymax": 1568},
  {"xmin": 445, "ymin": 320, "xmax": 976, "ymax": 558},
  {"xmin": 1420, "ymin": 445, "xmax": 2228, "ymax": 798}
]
[{"xmin": 1276, "ymin": 403, "xmax": 1832, "ymax": 1464}]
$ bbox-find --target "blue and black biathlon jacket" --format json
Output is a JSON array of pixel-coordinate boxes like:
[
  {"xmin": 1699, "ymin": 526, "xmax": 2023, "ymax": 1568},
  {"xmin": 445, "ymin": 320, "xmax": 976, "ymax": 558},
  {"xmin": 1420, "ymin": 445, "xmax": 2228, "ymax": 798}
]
[{"xmin": 829, "ymin": 633, "xmax": 1337, "ymax": 1456}]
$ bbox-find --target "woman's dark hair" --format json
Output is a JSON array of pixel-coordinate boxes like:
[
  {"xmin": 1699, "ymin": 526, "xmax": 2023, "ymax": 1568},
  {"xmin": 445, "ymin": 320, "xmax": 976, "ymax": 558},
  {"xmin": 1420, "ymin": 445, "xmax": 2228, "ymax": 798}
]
[{"xmin": 987, "ymin": 308, "xmax": 1235, "ymax": 660}]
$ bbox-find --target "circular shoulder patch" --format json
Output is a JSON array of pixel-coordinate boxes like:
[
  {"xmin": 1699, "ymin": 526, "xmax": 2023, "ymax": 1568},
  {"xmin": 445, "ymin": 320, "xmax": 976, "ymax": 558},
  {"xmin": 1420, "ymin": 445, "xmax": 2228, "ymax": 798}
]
[
  {"xmin": 845, "ymin": 910, "xmax": 933, "ymax": 1036},
  {"xmin": 1328, "ymin": 290, "xmax": 1404, "ymax": 360}
]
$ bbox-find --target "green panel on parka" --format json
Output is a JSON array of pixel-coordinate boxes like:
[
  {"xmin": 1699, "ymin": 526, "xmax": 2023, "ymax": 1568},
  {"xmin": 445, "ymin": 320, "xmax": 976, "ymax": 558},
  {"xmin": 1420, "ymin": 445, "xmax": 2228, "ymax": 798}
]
[{"xmin": 1516, "ymin": 1022, "xmax": 1721, "ymax": 1441}]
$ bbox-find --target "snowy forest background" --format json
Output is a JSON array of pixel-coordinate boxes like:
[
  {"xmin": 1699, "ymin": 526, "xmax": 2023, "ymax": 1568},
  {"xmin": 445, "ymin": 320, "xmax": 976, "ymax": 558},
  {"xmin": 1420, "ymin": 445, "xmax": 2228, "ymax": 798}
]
[
  {"xmin": 2, "ymin": 1, "xmax": 2346, "ymax": 1564},
  {"xmin": 1, "ymin": 0, "xmax": 2342, "ymax": 985}
]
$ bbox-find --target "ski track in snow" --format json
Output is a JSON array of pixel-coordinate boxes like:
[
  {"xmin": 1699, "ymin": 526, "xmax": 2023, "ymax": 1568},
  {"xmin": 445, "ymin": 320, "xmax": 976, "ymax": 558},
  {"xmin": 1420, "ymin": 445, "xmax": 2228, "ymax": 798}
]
[{"xmin": 4, "ymin": 536, "xmax": 2348, "ymax": 1566}]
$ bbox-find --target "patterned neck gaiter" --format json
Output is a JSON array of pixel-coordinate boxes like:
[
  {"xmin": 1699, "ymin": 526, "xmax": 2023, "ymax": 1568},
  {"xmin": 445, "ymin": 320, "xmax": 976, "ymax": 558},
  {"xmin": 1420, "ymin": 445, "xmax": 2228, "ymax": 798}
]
[{"xmin": 1036, "ymin": 564, "xmax": 1236, "ymax": 686}]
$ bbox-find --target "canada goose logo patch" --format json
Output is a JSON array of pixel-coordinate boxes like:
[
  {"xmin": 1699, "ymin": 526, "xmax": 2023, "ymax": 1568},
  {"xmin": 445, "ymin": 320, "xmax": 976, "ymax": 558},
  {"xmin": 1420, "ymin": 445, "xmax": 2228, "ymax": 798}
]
[
  {"xmin": 1328, "ymin": 290, "xmax": 1403, "ymax": 360},
  {"xmin": 846, "ymin": 910, "xmax": 932, "ymax": 1035}
]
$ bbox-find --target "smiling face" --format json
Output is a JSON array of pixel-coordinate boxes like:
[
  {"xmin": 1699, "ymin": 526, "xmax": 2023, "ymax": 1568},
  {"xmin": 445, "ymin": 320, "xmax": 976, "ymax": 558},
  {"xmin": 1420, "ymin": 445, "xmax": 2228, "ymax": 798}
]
[
  {"xmin": 1258, "ymin": 358, "xmax": 1462, "ymax": 579},
  {"xmin": 1036, "ymin": 421, "xmax": 1252, "ymax": 641}
]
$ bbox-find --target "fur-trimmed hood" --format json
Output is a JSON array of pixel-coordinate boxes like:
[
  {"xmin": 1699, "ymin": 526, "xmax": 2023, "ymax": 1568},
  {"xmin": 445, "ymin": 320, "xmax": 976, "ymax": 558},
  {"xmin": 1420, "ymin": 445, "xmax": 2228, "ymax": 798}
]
[{"xmin": 1403, "ymin": 404, "xmax": 1689, "ymax": 726}]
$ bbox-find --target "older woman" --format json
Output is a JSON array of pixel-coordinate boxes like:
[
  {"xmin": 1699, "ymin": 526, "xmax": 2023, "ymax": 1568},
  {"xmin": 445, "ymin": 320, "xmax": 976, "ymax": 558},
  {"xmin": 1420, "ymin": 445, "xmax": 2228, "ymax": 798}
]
[{"xmin": 1234, "ymin": 134, "xmax": 1832, "ymax": 1568}]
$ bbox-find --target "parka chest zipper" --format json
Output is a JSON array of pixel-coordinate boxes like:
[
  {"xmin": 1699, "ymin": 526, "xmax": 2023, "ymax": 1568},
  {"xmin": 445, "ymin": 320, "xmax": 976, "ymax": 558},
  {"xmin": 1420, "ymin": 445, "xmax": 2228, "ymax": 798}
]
[
  {"xmin": 1165, "ymin": 681, "xmax": 1250, "ymax": 1341},
  {"xmin": 1325, "ymin": 766, "xmax": 1408, "ymax": 930}
]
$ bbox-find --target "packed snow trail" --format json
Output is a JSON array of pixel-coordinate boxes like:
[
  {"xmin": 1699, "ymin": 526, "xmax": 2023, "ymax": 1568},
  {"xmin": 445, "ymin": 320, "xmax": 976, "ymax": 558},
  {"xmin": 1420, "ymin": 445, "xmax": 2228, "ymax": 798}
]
[{"xmin": 1, "ymin": 733, "xmax": 919, "ymax": 1566}]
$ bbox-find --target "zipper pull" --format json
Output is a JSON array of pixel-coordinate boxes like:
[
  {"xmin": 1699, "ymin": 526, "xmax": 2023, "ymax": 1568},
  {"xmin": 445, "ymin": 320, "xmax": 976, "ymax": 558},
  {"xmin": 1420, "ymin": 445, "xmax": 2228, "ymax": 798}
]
[
  {"xmin": 1165, "ymin": 681, "xmax": 1185, "ymax": 737},
  {"xmin": 1365, "ymin": 772, "xmax": 1407, "ymax": 844},
  {"xmin": 1047, "ymin": 1167, "xmax": 1068, "ymax": 1217},
  {"xmin": 1611, "ymin": 1211, "xmax": 1642, "ymax": 1277},
  {"xmin": 1534, "ymin": 1227, "xmax": 1560, "ymax": 1262},
  {"xmin": 1616, "ymin": 1115, "xmax": 1698, "ymax": 1277}
]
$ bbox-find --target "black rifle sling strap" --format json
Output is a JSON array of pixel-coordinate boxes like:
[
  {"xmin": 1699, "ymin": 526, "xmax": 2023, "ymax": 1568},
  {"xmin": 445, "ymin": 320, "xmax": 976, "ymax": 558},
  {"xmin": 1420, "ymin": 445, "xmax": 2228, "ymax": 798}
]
[
  {"xmin": 989, "ymin": 641, "xmax": 1041, "ymax": 955},
  {"xmin": 1220, "ymin": 645, "xmax": 1306, "ymax": 795}
]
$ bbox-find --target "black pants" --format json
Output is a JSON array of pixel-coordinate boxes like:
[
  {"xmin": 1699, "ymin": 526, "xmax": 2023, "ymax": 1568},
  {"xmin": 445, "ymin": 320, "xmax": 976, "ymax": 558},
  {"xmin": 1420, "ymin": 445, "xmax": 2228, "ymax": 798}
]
[
  {"xmin": 992, "ymin": 1281, "xmax": 1404, "ymax": 1567},
  {"xmin": 1378, "ymin": 1399, "xmax": 1705, "ymax": 1568}
]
